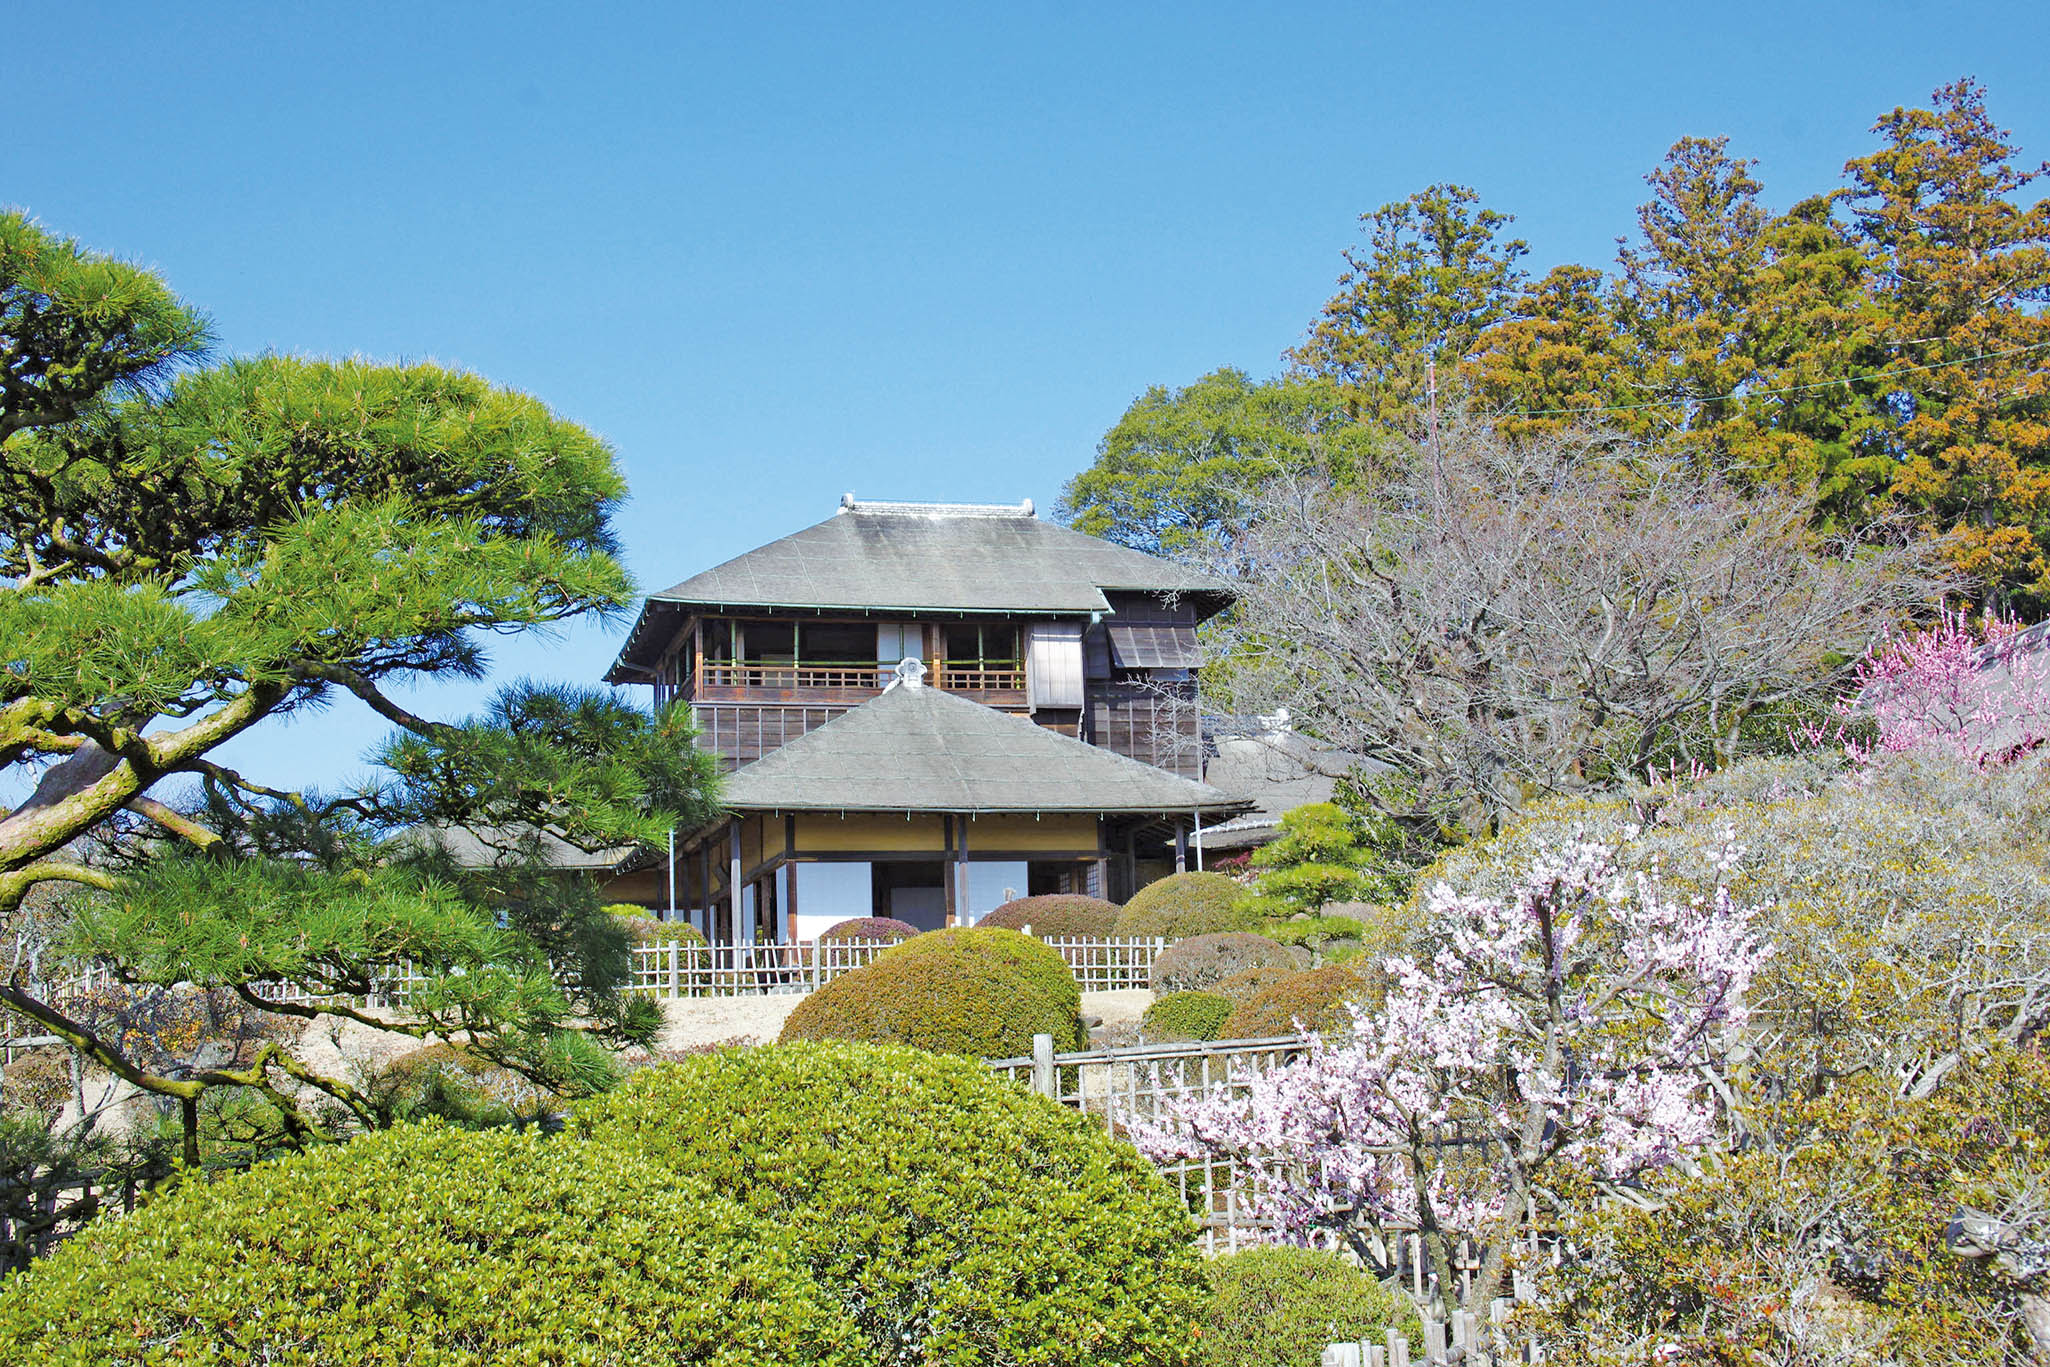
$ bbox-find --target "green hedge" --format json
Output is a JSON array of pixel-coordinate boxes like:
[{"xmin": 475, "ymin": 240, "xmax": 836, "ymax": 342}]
[
  {"xmin": 1214, "ymin": 962, "xmax": 1294, "ymax": 1006},
  {"xmin": 1114, "ymin": 872, "xmax": 1259, "ymax": 937},
  {"xmin": 579, "ymin": 1043, "xmax": 1207, "ymax": 1366},
  {"xmin": 818, "ymin": 915, "xmax": 920, "ymax": 943},
  {"xmin": 1257, "ymin": 915, "xmax": 1365, "ymax": 949},
  {"xmin": 1150, "ymin": 932, "xmax": 1295, "ymax": 996},
  {"xmin": 0, "ymin": 1121, "xmax": 864, "ymax": 1365},
  {"xmin": 1200, "ymin": 1245, "xmax": 1422, "ymax": 1367},
  {"xmin": 1143, "ymin": 991, "xmax": 1234, "ymax": 1042},
  {"xmin": 1221, "ymin": 966, "xmax": 1363, "ymax": 1039},
  {"xmin": 779, "ymin": 926, "xmax": 1084, "ymax": 1057},
  {"xmin": 977, "ymin": 894, "xmax": 1119, "ymax": 937}
]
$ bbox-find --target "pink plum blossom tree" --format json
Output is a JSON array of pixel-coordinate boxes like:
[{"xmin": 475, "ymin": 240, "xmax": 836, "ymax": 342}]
[
  {"xmin": 1129, "ymin": 829, "xmax": 1771, "ymax": 1320},
  {"xmin": 1811, "ymin": 609, "xmax": 2050, "ymax": 766}
]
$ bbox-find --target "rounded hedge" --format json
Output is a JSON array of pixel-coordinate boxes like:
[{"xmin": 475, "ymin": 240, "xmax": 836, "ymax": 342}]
[
  {"xmin": 1200, "ymin": 1245, "xmax": 1422, "ymax": 1367},
  {"xmin": 1221, "ymin": 966, "xmax": 1364, "ymax": 1039},
  {"xmin": 779, "ymin": 926, "xmax": 1085, "ymax": 1057},
  {"xmin": 977, "ymin": 893, "xmax": 1120, "ymax": 937},
  {"xmin": 1151, "ymin": 931, "xmax": 1295, "ymax": 996},
  {"xmin": 612, "ymin": 910, "xmax": 706, "ymax": 945},
  {"xmin": 0, "ymin": 1121, "xmax": 864, "ymax": 1365},
  {"xmin": 1214, "ymin": 962, "xmax": 1295, "ymax": 1006},
  {"xmin": 1143, "ymin": 991, "xmax": 1235, "ymax": 1042},
  {"xmin": 579, "ymin": 1043, "xmax": 1207, "ymax": 1366},
  {"xmin": 1116, "ymin": 871, "xmax": 1259, "ymax": 937},
  {"xmin": 818, "ymin": 915, "xmax": 921, "ymax": 943}
]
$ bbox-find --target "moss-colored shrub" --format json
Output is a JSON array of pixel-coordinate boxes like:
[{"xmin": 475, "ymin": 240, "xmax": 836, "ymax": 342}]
[
  {"xmin": 1214, "ymin": 962, "xmax": 1295, "ymax": 1005},
  {"xmin": 1150, "ymin": 931, "xmax": 1294, "ymax": 996},
  {"xmin": 1200, "ymin": 1245, "xmax": 1422, "ymax": 1367},
  {"xmin": 818, "ymin": 915, "xmax": 920, "ymax": 943},
  {"xmin": 1221, "ymin": 966, "xmax": 1363, "ymax": 1039},
  {"xmin": 779, "ymin": 926, "xmax": 1084, "ymax": 1057},
  {"xmin": 578, "ymin": 1044, "xmax": 1206, "ymax": 1366},
  {"xmin": 1142, "ymin": 991, "xmax": 1234, "ymax": 1042},
  {"xmin": 978, "ymin": 894, "xmax": 1119, "ymax": 937},
  {"xmin": 0, "ymin": 1121, "xmax": 863, "ymax": 1364},
  {"xmin": 610, "ymin": 909, "xmax": 706, "ymax": 945},
  {"xmin": 1115, "ymin": 871, "xmax": 1259, "ymax": 937}
]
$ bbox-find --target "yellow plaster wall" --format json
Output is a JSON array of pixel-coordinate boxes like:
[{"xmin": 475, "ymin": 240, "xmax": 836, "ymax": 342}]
[
  {"xmin": 957, "ymin": 813, "xmax": 1099, "ymax": 851},
  {"xmin": 794, "ymin": 813, "xmax": 949, "ymax": 853}
]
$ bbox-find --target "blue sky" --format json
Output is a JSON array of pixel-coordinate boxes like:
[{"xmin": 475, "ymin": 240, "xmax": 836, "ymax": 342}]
[{"xmin": 8, "ymin": 2, "xmax": 2047, "ymax": 798}]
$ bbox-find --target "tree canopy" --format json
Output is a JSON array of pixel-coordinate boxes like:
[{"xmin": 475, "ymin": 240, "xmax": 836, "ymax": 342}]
[{"xmin": 0, "ymin": 212, "xmax": 717, "ymax": 1164}]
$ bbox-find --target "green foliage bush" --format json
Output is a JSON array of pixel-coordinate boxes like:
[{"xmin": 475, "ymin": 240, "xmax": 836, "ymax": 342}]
[
  {"xmin": 1214, "ymin": 962, "xmax": 1295, "ymax": 1005},
  {"xmin": 977, "ymin": 894, "xmax": 1120, "ymax": 937},
  {"xmin": 578, "ymin": 1043, "xmax": 1207, "ymax": 1366},
  {"xmin": 1221, "ymin": 966, "xmax": 1363, "ymax": 1039},
  {"xmin": 0, "ymin": 1120, "xmax": 864, "ymax": 1364},
  {"xmin": 1143, "ymin": 991, "xmax": 1235, "ymax": 1042},
  {"xmin": 1530, "ymin": 1047, "xmax": 2050, "ymax": 1365},
  {"xmin": 818, "ymin": 915, "xmax": 920, "ymax": 943},
  {"xmin": 1150, "ymin": 931, "xmax": 1295, "ymax": 996},
  {"xmin": 1257, "ymin": 915, "xmax": 1365, "ymax": 949},
  {"xmin": 1116, "ymin": 871, "xmax": 1260, "ymax": 937},
  {"xmin": 1244, "ymin": 803, "xmax": 1396, "ymax": 918},
  {"xmin": 1199, "ymin": 1245, "xmax": 1422, "ymax": 1367},
  {"xmin": 608, "ymin": 906, "xmax": 706, "ymax": 945},
  {"xmin": 779, "ymin": 927, "xmax": 1084, "ymax": 1057}
]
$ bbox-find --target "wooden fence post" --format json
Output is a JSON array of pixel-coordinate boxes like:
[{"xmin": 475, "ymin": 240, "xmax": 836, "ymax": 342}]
[
  {"xmin": 667, "ymin": 941, "xmax": 680, "ymax": 998},
  {"xmin": 1030, "ymin": 1033, "xmax": 1057, "ymax": 1099}
]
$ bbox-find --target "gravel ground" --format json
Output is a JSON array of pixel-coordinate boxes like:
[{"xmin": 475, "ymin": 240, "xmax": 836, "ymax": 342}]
[{"xmin": 655, "ymin": 987, "xmax": 1155, "ymax": 1051}]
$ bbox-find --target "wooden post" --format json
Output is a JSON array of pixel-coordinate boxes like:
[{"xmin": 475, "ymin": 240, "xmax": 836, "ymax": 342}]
[
  {"xmin": 782, "ymin": 860, "xmax": 798, "ymax": 947},
  {"xmin": 1386, "ymin": 1327, "xmax": 1410, "ymax": 1367},
  {"xmin": 1174, "ymin": 821, "xmax": 1188, "ymax": 874},
  {"xmin": 1030, "ymin": 1032, "xmax": 1057, "ymax": 1098},
  {"xmin": 667, "ymin": 939, "xmax": 680, "ymax": 998},
  {"xmin": 942, "ymin": 815, "xmax": 958, "ymax": 927},
  {"xmin": 729, "ymin": 819, "xmax": 746, "ymax": 948},
  {"xmin": 955, "ymin": 814, "xmax": 971, "ymax": 925}
]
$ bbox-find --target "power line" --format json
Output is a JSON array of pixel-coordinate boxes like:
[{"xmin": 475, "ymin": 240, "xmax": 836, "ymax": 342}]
[{"xmin": 1499, "ymin": 339, "xmax": 2050, "ymax": 418}]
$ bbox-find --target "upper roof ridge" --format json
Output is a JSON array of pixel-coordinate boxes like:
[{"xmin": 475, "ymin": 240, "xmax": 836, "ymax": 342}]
[{"xmin": 837, "ymin": 493, "xmax": 1035, "ymax": 519}]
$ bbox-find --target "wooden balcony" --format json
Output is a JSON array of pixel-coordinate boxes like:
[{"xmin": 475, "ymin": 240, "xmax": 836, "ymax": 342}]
[{"xmin": 693, "ymin": 660, "xmax": 1027, "ymax": 709}]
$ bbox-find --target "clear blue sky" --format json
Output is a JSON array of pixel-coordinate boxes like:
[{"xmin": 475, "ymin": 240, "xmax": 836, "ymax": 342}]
[{"xmin": 8, "ymin": 2, "xmax": 2046, "ymax": 799}]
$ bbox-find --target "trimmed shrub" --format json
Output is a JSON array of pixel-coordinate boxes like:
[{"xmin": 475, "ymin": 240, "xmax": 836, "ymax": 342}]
[
  {"xmin": 578, "ymin": 1044, "xmax": 1206, "ymax": 1366},
  {"xmin": 1150, "ymin": 931, "xmax": 1294, "ymax": 996},
  {"xmin": 1200, "ymin": 1245, "xmax": 1422, "ymax": 1367},
  {"xmin": 977, "ymin": 893, "xmax": 1119, "ymax": 937},
  {"xmin": 779, "ymin": 926, "xmax": 1084, "ymax": 1057},
  {"xmin": 1221, "ymin": 966, "xmax": 1363, "ymax": 1039},
  {"xmin": 0, "ymin": 1121, "xmax": 864, "ymax": 1364},
  {"xmin": 818, "ymin": 915, "xmax": 920, "ymax": 943},
  {"xmin": 611, "ymin": 910, "xmax": 706, "ymax": 945},
  {"xmin": 1115, "ymin": 871, "xmax": 1259, "ymax": 937},
  {"xmin": 1142, "ymin": 991, "xmax": 1234, "ymax": 1042},
  {"xmin": 1214, "ymin": 962, "xmax": 1295, "ymax": 1006}
]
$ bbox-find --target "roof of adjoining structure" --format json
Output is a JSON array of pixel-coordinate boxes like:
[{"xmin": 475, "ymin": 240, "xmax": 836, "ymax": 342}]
[
  {"xmin": 1197, "ymin": 725, "xmax": 1381, "ymax": 851},
  {"xmin": 606, "ymin": 498, "xmax": 1233, "ymax": 680},
  {"xmin": 717, "ymin": 678, "xmax": 1251, "ymax": 816}
]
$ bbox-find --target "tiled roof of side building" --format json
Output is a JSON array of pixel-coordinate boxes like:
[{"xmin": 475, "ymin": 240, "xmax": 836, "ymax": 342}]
[
  {"xmin": 606, "ymin": 497, "xmax": 1233, "ymax": 680},
  {"xmin": 714, "ymin": 675, "xmax": 1252, "ymax": 817}
]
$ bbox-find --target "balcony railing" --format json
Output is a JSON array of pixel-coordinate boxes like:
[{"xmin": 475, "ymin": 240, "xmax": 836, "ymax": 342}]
[{"xmin": 700, "ymin": 661, "xmax": 1026, "ymax": 693}]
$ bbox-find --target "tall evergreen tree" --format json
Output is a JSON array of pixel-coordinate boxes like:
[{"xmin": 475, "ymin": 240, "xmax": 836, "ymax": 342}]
[
  {"xmin": 1842, "ymin": 78, "xmax": 2050, "ymax": 608},
  {"xmin": 0, "ymin": 213, "xmax": 718, "ymax": 1163}
]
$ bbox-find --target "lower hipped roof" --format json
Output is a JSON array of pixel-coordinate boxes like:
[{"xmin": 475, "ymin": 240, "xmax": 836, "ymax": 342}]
[{"xmin": 718, "ymin": 681, "xmax": 1251, "ymax": 816}]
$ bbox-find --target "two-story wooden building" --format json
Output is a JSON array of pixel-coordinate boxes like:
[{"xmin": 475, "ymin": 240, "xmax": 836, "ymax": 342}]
[{"xmin": 600, "ymin": 496, "xmax": 1250, "ymax": 941}]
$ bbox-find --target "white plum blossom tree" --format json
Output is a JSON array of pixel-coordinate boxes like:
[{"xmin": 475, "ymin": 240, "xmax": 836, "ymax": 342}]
[{"xmin": 1131, "ymin": 829, "xmax": 1771, "ymax": 1317}]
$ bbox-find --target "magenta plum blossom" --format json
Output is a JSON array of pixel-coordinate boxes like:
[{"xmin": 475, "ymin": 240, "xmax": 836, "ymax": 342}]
[
  {"xmin": 1126, "ymin": 828, "xmax": 1770, "ymax": 1314},
  {"xmin": 1808, "ymin": 609, "xmax": 2050, "ymax": 767}
]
